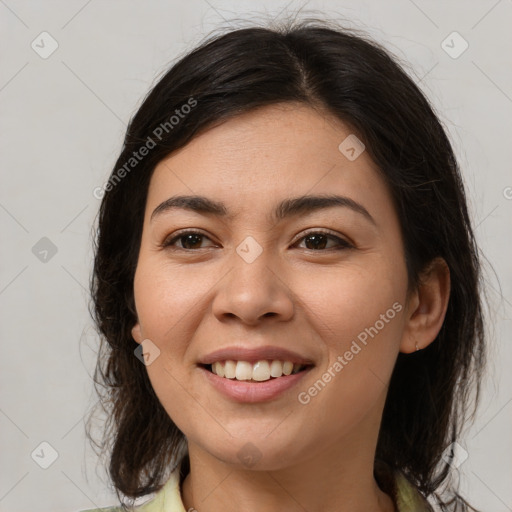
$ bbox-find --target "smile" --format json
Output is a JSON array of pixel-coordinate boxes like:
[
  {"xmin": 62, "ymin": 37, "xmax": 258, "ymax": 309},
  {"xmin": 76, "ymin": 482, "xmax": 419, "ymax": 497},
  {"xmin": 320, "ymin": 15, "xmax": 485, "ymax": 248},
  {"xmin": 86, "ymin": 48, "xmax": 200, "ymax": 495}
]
[
  {"xmin": 199, "ymin": 360, "xmax": 314, "ymax": 403},
  {"xmin": 206, "ymin": 359, "xmax": 308, "ymax": 382}
]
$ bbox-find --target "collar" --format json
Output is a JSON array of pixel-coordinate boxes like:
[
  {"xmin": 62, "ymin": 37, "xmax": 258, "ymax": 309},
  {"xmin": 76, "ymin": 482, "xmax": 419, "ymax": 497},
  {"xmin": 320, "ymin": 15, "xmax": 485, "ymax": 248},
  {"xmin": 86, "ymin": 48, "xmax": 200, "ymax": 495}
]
[{"xmin": 135, "ymin": 452, "xmax": 431, "ymax": 512}]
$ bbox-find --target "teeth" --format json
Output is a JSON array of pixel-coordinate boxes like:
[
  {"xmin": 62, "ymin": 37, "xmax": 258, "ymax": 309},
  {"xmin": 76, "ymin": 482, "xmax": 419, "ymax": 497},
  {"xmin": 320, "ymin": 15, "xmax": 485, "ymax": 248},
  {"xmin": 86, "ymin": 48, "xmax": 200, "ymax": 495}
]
[
  {"xmin": 224, "ymin": 360, "xmax": 236, "ymax": 379},
  {"xmin": 282, "ymin": 361, "xmax": 293, "ymax": 375},
  {"xmin": 209, "ymin": 360, "xmax": 306, "ymax": 381},
  {"xmin": 212, "ymin": 361, "xmax": 225, "ymax": 378},
  {"xmin": 252, "ymin": 360, "xmax": 270, "ymax": 381},
  {"xmin": 270, "ymin": 360, "xmax": 282, "ymax": 377},
  {"xmin": 235, "ymin": 361, "xmax": 253, "ymax": 381}
]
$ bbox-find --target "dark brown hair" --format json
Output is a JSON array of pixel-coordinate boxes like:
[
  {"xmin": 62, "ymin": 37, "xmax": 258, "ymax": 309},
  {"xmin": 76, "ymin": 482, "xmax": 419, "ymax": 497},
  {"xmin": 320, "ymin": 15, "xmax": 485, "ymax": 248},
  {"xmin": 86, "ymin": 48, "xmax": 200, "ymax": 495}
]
[{"xmin": 87, "ymin": 18, "xmax": 486, "ymax": 511}]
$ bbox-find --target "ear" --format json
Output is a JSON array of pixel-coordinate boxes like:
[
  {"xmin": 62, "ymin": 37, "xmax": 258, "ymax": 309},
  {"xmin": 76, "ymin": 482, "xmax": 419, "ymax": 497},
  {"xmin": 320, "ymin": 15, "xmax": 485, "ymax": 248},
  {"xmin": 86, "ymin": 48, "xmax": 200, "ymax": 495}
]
[
  {"xmin": 400, "ymin": 257, "xmax": 450, "ymax": 353},
  {"xmin": 131, "ymin": 322, "xmax": 143, "ymax": 344}
]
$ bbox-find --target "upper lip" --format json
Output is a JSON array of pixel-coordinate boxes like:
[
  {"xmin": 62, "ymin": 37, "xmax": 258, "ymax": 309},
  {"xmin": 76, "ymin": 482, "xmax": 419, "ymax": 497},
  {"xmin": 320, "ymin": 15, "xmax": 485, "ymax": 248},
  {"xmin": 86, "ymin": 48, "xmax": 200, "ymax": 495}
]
[{"xmin": 198, "ymin": 346, "xmax": 315, "ymax": 365}]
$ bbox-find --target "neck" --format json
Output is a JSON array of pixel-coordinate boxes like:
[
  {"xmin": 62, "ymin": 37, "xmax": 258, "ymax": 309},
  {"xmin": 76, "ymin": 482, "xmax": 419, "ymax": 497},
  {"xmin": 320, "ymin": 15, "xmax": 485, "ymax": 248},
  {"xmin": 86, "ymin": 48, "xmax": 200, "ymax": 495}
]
[{"xmin": 180, "ymin": 409, "xmax": 396, "ymax": 512}]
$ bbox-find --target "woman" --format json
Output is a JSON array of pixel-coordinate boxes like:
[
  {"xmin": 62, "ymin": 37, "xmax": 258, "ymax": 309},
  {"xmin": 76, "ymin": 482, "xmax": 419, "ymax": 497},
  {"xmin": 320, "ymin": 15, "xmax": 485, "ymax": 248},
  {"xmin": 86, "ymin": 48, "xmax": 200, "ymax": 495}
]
[{"xmin": 85, "ymin": 19, "xmax": 486, "ymax": 512}]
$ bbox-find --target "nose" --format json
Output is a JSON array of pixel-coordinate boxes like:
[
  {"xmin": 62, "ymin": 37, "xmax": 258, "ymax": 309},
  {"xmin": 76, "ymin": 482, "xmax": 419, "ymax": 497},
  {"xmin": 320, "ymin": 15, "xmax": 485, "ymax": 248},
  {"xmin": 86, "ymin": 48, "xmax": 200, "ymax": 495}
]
[{"xmin": 211, "ymin": 249, "xmax": 295, "ymax": 326}]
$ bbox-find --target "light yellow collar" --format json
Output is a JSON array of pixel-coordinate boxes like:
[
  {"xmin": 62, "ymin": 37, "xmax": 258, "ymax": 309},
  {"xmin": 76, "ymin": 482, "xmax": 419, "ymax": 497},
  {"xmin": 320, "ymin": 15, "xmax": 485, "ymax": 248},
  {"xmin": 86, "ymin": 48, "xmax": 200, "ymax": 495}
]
[{"xmin": 135, "ymin": 460, "xmax": 186, "ymax": 512}]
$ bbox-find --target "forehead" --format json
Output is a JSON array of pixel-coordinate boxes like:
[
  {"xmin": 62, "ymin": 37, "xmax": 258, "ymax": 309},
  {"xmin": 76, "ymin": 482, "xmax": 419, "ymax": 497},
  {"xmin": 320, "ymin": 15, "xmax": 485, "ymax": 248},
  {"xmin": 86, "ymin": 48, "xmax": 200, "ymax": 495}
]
[{"xmin": 146, "ymin": 103, "xmax": 390, "ymax": 220}]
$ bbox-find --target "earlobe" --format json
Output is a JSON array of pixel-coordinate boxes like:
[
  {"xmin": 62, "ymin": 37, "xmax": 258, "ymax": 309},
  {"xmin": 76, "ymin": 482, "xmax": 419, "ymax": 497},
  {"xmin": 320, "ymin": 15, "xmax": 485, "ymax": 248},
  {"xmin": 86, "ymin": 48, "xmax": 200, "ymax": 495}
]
[
  {"xmin": 400, "ymin": 257, "xmax": 450, "ymax": 354},
  {"xmin": 131, "ymin": 323, "xmax": 143, "ymax": 344}
]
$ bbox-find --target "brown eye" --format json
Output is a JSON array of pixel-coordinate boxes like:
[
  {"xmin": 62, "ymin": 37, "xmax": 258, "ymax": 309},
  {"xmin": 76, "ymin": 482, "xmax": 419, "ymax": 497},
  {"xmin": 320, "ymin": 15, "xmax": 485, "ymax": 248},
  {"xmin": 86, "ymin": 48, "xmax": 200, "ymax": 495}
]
[
  {"xmin": 295, "ymin": 231, "xmax": 352, "ymax": 251},
  {"xmin": 162, "ymin": 230, "xmax": 215, "ymax": 250}
]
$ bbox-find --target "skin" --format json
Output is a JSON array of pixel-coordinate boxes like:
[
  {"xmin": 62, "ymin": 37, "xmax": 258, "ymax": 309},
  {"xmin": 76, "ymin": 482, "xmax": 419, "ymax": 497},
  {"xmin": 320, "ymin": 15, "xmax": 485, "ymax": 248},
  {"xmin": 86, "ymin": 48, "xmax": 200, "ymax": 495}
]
[{"xmin": 131, "ymin": 102, "xmax": 450, "ymax": 512}]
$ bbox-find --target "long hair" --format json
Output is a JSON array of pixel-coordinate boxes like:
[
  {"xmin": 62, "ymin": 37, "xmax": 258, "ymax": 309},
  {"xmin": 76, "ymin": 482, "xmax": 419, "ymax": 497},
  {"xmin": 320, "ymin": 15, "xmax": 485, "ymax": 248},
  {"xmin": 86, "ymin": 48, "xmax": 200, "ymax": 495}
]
[{"xmin": 87, "ymin": 19, "xmax": 486, "ymax": 510}]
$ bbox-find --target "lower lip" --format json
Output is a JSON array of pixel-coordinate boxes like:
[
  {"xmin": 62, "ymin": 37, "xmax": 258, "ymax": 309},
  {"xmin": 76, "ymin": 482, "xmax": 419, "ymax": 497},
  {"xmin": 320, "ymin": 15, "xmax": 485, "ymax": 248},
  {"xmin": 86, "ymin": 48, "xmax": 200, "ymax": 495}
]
[{"xmin": 200, "ymin": 366, "xmax": 313, "ymax": 403}]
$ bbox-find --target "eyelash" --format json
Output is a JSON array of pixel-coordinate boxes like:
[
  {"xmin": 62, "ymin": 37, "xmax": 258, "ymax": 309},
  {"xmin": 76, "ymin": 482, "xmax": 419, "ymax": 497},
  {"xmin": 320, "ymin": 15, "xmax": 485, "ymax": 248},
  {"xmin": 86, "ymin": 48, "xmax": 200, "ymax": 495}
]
[{"xmin": 160, "ymin": 229, "xmax": 353, "ymax": 252}]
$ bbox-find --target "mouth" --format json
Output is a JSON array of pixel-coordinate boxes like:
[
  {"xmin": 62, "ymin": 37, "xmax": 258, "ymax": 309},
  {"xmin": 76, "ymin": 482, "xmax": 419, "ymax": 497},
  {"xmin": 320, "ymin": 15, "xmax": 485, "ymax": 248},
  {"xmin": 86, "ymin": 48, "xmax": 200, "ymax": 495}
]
[{"xmin": 199, "ymin": 359, "xmax": 313, "ymax": 382}]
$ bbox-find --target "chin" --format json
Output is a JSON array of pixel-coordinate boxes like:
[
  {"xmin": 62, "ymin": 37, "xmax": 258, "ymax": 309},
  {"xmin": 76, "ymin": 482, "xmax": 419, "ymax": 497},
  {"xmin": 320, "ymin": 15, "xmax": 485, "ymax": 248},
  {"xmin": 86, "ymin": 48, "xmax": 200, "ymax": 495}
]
[{"xmin": 193, "ymin": 429, "xmax": 313, "ymax": 471}]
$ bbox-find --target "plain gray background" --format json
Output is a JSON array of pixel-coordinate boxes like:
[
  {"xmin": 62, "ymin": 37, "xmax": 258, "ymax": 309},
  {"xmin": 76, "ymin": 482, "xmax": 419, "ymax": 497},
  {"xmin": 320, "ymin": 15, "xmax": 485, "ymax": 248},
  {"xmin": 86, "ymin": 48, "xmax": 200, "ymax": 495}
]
[{"xmin": 1, "ymin": 1, "xmax": 511, "ymax": 511}]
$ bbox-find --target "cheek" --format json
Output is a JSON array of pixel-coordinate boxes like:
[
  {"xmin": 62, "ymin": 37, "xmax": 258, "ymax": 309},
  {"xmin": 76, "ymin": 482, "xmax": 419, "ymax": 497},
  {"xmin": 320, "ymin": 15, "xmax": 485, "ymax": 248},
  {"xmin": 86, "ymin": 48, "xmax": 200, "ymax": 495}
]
[
  {"xmin": 133, "ymin": 258, "xmax": 210, "ymax": 342},
  {"xmin": 296, "ymin": 254, "xmax": 406, "ymax": 344},
  {"xmin": 132, "ymin": 259, "xmax": 216, "ymax": 431},
  {"xmin": 294, "ymin": 260, "xmax": 405, "ymax": 418}
]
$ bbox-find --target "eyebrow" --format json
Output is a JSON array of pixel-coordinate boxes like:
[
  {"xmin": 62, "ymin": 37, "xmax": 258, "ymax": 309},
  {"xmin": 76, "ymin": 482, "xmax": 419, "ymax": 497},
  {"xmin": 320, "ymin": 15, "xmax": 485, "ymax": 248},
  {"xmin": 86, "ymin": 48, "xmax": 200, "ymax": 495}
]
[{"xmin": 150, "ymin": 194, "xmax": 376, "ymax": 225}]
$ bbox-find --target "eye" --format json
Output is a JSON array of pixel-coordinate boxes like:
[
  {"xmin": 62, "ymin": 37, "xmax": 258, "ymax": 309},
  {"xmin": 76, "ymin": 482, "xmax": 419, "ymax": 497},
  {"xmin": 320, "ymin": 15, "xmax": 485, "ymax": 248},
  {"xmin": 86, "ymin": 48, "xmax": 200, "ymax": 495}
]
[
  {"xmin": 294, "ymin": 230, "xmax": 353, "ymax": 251},
  {"xmin": 161, "ymin": 230, "xmax": 216, "ymax": 250},
  {"xmin": 160, "ymin": 229, "xmax": 353, "ymax": 252}
]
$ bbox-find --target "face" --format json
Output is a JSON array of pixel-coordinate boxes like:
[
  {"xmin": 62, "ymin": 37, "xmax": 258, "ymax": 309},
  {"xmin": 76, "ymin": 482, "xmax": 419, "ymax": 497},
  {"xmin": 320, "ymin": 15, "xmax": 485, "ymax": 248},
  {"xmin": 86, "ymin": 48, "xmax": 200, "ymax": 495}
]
[{"xmin": 131, "ymin": 103, "xmax": 412, "ymax": 469}]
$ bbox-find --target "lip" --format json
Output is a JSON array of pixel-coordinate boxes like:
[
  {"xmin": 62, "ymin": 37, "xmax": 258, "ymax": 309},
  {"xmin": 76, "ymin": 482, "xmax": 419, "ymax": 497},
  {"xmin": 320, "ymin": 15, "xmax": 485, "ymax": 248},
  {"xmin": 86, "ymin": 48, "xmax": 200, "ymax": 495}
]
[
  {"xmin": 200, "ymin": 364, "xmax": 313, "ymax": 403},
  {"xmin": 198, "ymin": 345, "xmax": 314, "ymax": 365}
]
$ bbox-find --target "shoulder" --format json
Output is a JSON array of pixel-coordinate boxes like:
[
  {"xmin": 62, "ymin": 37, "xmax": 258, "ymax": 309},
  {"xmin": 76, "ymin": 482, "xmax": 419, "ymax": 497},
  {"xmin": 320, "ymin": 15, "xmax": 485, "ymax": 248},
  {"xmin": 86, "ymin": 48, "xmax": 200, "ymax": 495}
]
[
  {"xmin": 78, "ymin": 499, "xmax": 164, "ymax": 512},
  {"xmin": 78, "ymin": 443, "xmax": 189, "ymax": 512},
  {"xmin": 375, "ymin": 459, "xmax": 433, "ymax": 512},
  {"xmin": 79, "ymin": 508, "xmax": 124, "ymax": 512},
  {"xmin": 395, "ymin": 471, "xmax": 433, "ymax": 512},
  {"xmin": 78, "ymin": 458, "xmax": 186, "ymax": 512},
  {"xmin": 79, "ymin": 494, "xmax": 168, "ymax": 512}
]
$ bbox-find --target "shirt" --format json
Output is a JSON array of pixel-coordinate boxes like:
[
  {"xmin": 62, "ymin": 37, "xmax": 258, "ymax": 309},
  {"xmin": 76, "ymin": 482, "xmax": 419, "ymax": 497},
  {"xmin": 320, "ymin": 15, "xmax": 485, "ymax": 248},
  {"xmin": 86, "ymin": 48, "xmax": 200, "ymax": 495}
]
[{"xmin": 81, "ymin": 455, "xmax": 432, "ymax": 512}]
